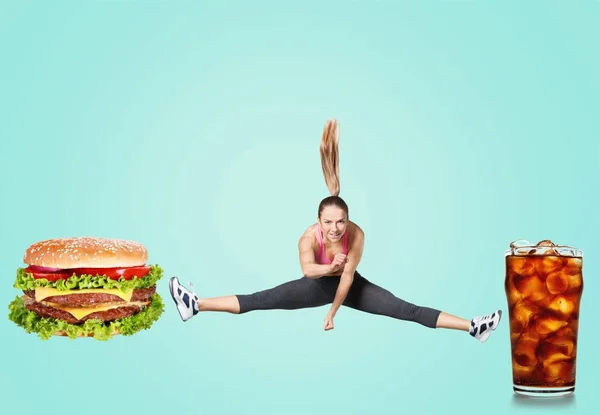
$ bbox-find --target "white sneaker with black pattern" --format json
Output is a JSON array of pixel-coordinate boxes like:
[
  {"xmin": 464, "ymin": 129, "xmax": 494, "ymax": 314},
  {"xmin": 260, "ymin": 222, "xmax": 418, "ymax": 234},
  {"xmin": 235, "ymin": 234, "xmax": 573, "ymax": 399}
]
[
  {"xmin": 470, "ymin": 310, "xmax": 502, "ymax": 343},
  {"xmin": 169, "ymin": 276, "xmax": 199, "ymax": 322}
]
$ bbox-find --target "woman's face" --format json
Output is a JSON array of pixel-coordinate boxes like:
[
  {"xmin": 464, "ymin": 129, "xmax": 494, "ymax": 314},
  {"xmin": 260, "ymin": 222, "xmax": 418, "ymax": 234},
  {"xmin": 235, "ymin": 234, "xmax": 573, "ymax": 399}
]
[{"xmin": 319, "ymin": 205, "xmax": 348, "ymax": 243}]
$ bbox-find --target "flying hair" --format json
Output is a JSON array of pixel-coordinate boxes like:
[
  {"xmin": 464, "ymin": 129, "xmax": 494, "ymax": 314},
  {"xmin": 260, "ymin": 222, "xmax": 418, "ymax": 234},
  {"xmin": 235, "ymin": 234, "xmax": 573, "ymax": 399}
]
[{"xmin": 320, "ymin": 118, "xmax": 340, "ymax": 197}]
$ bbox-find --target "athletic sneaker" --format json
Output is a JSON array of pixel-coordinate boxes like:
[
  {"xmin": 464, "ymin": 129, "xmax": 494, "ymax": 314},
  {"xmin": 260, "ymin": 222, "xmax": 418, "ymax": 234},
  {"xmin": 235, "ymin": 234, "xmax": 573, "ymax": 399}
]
[
  {"xmin": 169, "ymin": 276, "xmax": 199, "ymax": 322},
  {"xmin": 470, "ymin": 310, "xmax": 502, "ymax": 343}
]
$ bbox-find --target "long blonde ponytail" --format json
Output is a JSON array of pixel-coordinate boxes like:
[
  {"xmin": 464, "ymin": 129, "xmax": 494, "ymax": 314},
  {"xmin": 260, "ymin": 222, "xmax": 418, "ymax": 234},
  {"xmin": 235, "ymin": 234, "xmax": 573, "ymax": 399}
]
[{"xmin": 320, "ymin": 118, "xmax": 340, "ymax": 197}]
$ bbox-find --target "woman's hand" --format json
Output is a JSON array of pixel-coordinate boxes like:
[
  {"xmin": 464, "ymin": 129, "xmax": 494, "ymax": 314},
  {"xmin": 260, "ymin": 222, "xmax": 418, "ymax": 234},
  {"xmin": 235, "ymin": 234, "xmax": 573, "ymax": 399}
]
[
  {"xmin": 323, "ymin": 313, "xmax": 335, "ymax": 331},
  {"xmin": 329, "ymin": 253, "xmax": 348, "ymax": 273}
]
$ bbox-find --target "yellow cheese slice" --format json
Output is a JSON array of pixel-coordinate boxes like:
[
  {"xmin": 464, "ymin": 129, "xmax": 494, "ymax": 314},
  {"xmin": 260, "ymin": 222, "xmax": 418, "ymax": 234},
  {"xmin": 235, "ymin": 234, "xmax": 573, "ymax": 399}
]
[
  {"xmin": 45, "ymin": 301, "xmax": 149, "ymax": 320},
  {"xmin": 34, "ymin": 287, "xmax": 133, "ymax": 303}
]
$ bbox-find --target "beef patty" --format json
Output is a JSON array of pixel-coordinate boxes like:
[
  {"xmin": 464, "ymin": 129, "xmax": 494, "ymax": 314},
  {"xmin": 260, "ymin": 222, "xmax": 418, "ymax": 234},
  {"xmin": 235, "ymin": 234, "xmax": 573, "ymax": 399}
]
[
  {"xmin": 23, "ymin": 285, "xmax": 156, "ymax": 306},
  {"xmin": 23, "ymin": 296, "xmax": 150, "ymax": 324}
]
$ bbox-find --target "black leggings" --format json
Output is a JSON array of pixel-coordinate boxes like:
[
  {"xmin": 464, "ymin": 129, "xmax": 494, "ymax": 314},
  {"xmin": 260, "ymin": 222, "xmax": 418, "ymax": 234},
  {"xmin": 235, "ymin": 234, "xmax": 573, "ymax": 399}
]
[{"xmin": 236, "ymin": 272, "xmax": 441, "ymax": 328}]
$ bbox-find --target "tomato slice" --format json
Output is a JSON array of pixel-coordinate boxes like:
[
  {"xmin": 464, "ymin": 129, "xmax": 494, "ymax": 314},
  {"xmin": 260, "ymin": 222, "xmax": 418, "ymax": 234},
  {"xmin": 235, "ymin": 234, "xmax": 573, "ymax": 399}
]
[
  {"xmin": 25, "ymin": 265, "xmax": 151, "ymax": 281},
  {"xmin": 25, "ymin": 270, "xmax": 70, "ymax": 282}
]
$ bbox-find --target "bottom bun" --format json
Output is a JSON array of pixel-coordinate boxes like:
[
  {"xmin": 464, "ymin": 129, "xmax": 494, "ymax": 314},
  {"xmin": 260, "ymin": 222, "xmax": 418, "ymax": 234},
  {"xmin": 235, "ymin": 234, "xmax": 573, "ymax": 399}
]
[{"xmin": 9, "ymin": 294, "xmax": 164, "ymax": 341}]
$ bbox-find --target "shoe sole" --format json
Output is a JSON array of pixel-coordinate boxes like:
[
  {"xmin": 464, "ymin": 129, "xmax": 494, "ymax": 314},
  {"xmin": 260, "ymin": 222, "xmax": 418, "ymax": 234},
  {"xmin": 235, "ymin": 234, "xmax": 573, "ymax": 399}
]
[
  {"xmin": 169, "ymin": 277, "xmax": 191, "ymax": 322},
  {"xmin": 479, "ymin": 310, "xmax": 502, "ymax": 343},
  {"xmin": 494, "ymin": 310, "xmax": 502, "ymax": 330}
]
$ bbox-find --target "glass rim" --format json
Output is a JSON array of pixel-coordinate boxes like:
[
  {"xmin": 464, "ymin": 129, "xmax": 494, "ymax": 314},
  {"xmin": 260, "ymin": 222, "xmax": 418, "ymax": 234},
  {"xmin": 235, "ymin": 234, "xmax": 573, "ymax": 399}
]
[
  {"xmin": 505, "ymin": 239, "xmax": 582, "ymax": 257},
  {"xmin": 505, "ymin": 246, "xmax": 583, "ymax": 258}
]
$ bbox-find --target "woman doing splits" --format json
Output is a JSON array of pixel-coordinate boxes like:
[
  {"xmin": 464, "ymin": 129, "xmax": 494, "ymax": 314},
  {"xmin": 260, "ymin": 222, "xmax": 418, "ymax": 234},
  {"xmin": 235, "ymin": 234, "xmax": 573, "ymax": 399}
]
[{"xmin": 169, "ymin": 119, "xmax": 501, "ymax": 342}]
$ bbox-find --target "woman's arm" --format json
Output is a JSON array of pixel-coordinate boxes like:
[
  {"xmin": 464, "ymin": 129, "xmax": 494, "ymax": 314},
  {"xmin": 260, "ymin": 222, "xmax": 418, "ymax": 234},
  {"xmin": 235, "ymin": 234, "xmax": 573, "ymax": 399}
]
[
  {"xmin": 326, "ymin": 226, "xmax": 365, "ymax": 319},
  {"xmin": 298, "ymin": 235, "xmax": 334, "ymax": 278}
]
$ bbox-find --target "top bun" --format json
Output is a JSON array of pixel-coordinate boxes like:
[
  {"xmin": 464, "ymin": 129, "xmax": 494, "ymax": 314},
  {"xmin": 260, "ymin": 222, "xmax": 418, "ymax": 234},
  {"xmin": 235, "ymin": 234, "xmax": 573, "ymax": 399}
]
[{"xmin": 23, "ymin": 237, "xmax": 148, "ymax": 269}]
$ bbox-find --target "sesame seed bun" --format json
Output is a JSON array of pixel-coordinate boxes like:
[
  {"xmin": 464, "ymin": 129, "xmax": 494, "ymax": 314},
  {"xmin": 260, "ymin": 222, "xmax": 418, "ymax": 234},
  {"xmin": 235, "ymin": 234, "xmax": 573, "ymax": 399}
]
[{"xmin": 23, "ymin": 237, "xmax": 148, "ymax": 269}]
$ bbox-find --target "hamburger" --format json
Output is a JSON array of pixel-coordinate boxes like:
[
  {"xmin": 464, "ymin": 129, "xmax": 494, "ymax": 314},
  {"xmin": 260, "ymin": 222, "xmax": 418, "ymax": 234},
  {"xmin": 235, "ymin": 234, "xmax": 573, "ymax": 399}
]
[{"xmin": 8, "ymin": 237, "xmax": 164, "ymax": 340}]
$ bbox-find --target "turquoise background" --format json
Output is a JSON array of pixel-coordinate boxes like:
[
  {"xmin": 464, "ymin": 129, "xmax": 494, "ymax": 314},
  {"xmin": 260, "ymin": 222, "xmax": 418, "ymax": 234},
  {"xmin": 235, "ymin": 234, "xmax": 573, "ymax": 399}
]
[{"xmin": 1, "ymin": 1, "xmax": 598, "ymax": 414}]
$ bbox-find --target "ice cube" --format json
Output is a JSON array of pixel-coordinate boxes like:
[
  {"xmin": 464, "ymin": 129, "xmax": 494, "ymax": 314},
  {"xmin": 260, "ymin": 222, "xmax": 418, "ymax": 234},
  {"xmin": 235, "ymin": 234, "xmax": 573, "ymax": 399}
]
[
  {"xmin": 545, "ymin": 335, "xmax": 575, "ymax": 357},
  {"xmin": 542, "ymin": 359, "xmax": 574, "ymax": 383},
  {"xmin": 566, "ymin": 272, "xmax": 583, "ymax": 294},
  {"xmin": 535, "ymin": 315, "xmax": 568, "ymax": 335},
  {"xmin": 511, "ymin": 301, "xmax": 540, "ymax": 332},
  {"xmin": 555, "ymin": 326, "xmax": 576, "ymax": 340},
  {"xmin": 512, "ymin": 360, "xmax": 536, "ymax": 379},
  {"xmin": 564, "ymin": 258, "xmax": 583, "ymax": 275},
  {"xmin": 510, "ymin": 240, "xmax": 533, "ymax": 248},
  {"xmin": 508, "ymin": 257, "xmax": 536, "ymax": 277},
  {"xmin": 546, "ymin": 272, "xmax": 569, "ymax": 294},
  {"xmin": 547, "ymin": 295, "xmax": 576, "ymax": 318},
  {"xmin": 514, "ymin": 331, "xmax": 540, "ymax": 367},
  {"xmin": 506, "ymin": 276, "xmax": 523, "ymax": 307},
  {"xmin": 543, "ymin": 351, "xmax": 571, "ymax": 366},
  {"xmin": 536, "ymin": 240, "xmax": 556, "ymax": 247},
  {"xmin": 535, "ymin": 256, "xmax": 565, "ymax": 275},
  {"xmin": 514, "ymin": 275, "xmax": 548, "ymax": 302},
  {"xmin": 532, "ymin": 292, "xmax": 554, "ymax": 309}
]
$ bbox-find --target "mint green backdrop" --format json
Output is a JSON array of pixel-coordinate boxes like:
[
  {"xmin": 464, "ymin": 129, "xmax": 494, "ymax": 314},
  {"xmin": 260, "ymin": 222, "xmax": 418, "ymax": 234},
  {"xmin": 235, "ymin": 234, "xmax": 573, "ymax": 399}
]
[{"xmin": 1, "ymin": 1, "xmax": 598, "ymax": 414}]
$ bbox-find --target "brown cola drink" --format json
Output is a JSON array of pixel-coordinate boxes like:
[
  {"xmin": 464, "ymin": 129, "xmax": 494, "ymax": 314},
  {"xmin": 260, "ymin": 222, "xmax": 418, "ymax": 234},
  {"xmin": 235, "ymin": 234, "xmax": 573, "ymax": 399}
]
[{"xmin": 505, "ymin": 240, "xmax": 583, "ymax": 397}]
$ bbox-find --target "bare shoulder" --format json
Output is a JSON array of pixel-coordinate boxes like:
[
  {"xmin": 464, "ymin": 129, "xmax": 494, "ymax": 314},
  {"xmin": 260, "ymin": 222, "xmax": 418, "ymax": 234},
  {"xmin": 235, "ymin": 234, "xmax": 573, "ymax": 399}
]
[
  {"xmin": 298, "ymin": 223, "xmax": 318, "ymax": 249},
  {"xmin": 299, "ymin": 223, "xmax": 318, "ymax": 240},
  {"xmin": 348, "ymin": 221, "xmax": 364, "ymax": 238}
]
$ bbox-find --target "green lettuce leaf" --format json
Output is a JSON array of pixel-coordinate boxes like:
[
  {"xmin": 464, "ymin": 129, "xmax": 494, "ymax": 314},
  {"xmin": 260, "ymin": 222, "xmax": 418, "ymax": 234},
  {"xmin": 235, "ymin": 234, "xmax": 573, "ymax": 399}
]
[
  {"xmin": 13, "ymin": 264, "xmax": 163, "ymax": 292},
  {"xmin": 8, "ymin": 294, "xmax": 165, "ymax": 341}
]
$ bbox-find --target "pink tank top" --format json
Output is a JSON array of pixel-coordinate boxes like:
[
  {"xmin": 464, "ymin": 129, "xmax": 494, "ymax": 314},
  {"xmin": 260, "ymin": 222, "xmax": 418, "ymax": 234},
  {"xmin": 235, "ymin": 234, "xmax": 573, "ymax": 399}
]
[{"xmin": 314, "ymin": 223, "xmax": 349, "ymax": 265}]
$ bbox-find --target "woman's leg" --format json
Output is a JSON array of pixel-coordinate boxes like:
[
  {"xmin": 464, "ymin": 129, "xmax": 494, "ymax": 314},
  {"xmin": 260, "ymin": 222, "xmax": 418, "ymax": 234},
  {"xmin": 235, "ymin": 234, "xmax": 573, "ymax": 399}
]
[
  {"xmin": 435, "ymin": 312, "xmax": 470, "ymax": 331},
  {"xmin": 170, "ymin": 276, "xmax": 336, "ymax": 319},
  {"xmin": 343, "ymin": 273, "xmax": 502, "ymax": 341},
  {"xmin": 342, "ymin": 274, "xmax": 443, "ymax": 329},
  {"xmin": 197, "ymin": 295, "xmax": 241, "ymax": 314},
  {"xmin": 344, "ymin": 272, "xmax": 502, "ymax": 343},
  {"xmin": 235, "ymin": 277, "xmax": 335, "ymax": 314}
]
